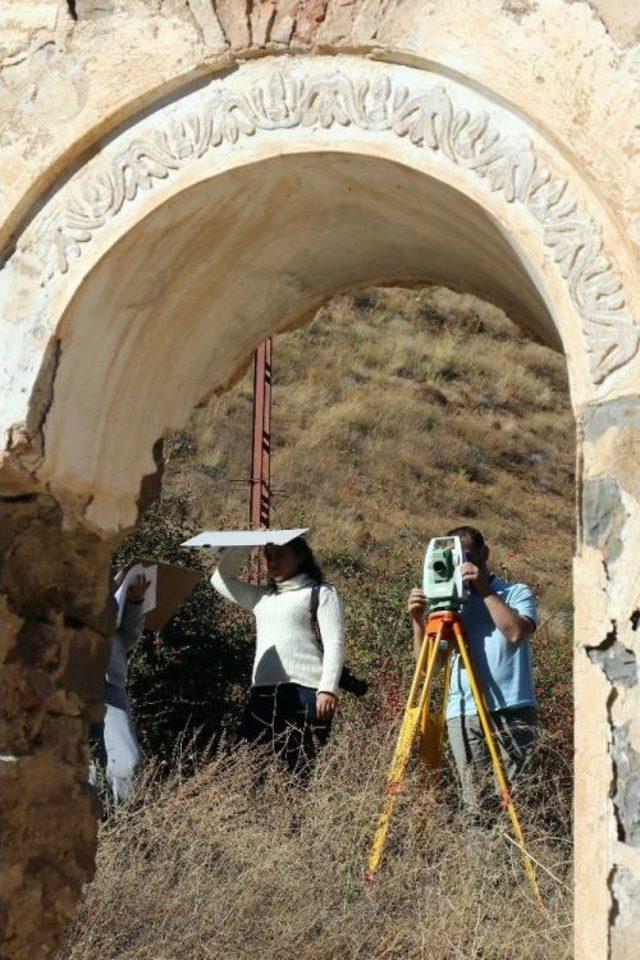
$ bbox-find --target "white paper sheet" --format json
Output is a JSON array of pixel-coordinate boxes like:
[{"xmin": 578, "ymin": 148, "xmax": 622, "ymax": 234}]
[
  {"xmin": 114, "ymin": 563, "xmax": 158, "ymax": 627},
  {"xmin": 180, "ymin": 528, "xmax": 309, "ymax": 549}
]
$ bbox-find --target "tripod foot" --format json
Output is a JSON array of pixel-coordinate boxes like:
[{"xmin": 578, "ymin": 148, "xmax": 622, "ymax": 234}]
[
  {"xmin": 534, "ymin": 895, "xmax": 547, "ymax": 915},
  {"xmin": 364, "ymin": 869, "xmax": 377, "ymax": 885},
  {"xmin": 386, "ymin": 781, "xmax": 406, "ymax": 795}
]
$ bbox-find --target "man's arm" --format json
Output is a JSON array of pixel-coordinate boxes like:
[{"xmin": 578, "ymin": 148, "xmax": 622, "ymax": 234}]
[
  {"xmin": 483, "ymin": 594, "xmax": 535, "ymax": 645},
  {"xmin": 408, "ymin": 587, "xmax": 427, "ymax": 658},
  {"xmin": 412, "ymin": 618, "xmax": 424, "ymax": 659},
  {"xmin": 461, "ymin": 564, "xmax": 535, "ymax": 645},
  {"xmin": 407, "ymin": 588, "xmax": 448, "ymax": 671}
]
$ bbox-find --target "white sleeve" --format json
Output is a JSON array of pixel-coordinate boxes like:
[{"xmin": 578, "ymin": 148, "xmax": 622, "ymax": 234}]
[
  {"xmin": 119, "ymin": 600, "xmax": 145, "ymax": 651},
  {"xmin": 210, "ymin": 546, "xmax": 268, "ymax": 611},
  {"xmin": 317, "ymin": 585, "xmax": 346, "ymax": 696}
]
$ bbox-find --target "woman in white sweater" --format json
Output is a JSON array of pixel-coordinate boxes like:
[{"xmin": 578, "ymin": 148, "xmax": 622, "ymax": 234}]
[{"xmin": 211, "ymin": 537, "xmax": 345, "ymax": 773}]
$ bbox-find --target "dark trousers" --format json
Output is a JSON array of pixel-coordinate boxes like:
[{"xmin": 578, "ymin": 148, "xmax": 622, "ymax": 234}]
[{"xmin": 239, "ymin": 683, "xmax": 332, "ymax": 775}]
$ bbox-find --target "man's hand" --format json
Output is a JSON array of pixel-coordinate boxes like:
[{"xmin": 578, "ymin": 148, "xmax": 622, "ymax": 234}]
[
  {"xmin": 126, "ymin": 573, "xmax": 150, "ymax": 605},
  {"xmin": 407, "ymin": 587, "xmax": 427, "ymax": 624},
  {"xmin": 461, "ymin": 561, "xmax": 492, "ymax": 598},
  {"xmin": 316, "ymin": 691, "xmax": 338, "ymax": 720}
]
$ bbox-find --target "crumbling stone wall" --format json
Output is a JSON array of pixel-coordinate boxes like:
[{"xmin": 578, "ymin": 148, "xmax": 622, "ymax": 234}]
[{"xmin": 0, "ymin": 494, "xmax": 114, "ymax": 959}]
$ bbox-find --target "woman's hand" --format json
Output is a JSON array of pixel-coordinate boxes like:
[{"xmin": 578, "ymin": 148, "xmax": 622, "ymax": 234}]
[
  {"xmin": 126, "ymin": 573, "xmax": 150, "ymax": 605},
  {"xmin": 316, "ymin": 691, "xmax": 338, "ymax": 720},
  {"xmin": 407, "ymin": 587, "xmax": 427, "ymax": 624}
]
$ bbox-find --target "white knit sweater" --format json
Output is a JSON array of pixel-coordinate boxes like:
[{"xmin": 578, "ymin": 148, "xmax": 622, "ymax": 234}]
[{"xmin": 210, "ymin": 546, "xmax": 345, "ymax": 695}]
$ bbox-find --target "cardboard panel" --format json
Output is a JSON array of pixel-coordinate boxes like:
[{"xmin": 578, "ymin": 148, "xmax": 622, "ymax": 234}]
[{"xmin": 114, "ymin": 560, "xmax": 203, "ymax": 631}]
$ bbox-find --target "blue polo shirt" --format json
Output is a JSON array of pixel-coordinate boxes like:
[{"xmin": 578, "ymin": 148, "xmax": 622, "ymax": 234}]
[{"xmin": 446, "ymin": 576, "xmax": 538, "ymax": 720}]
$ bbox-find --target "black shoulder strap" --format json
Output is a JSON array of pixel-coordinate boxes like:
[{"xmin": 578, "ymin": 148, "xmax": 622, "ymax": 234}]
[{"xmin": 310, "ymin": 583, "xmax": 323, "ymax": 652}]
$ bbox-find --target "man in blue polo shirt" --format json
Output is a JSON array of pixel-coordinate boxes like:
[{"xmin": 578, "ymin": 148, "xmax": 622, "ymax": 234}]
[{"xmin": 408, "ymin": 525, "xmax": 538, "ymax": 816}]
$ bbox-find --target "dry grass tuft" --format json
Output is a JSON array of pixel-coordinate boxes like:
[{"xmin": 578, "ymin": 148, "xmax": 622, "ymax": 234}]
[{"xmin": 63, "ymin": 721, "xmax": 572, "ymax": 960}]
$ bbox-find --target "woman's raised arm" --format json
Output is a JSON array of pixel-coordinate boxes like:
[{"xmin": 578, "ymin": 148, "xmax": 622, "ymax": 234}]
[{"xmin": 210, "ymin": 546, "xmax": 269, "ymax": 611}]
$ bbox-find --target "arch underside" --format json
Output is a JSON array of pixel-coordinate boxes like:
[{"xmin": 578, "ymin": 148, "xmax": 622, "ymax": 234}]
[
  {"xmin": 45, "ymin": 150, "xmax": 555, "ymax": 529},
  {"xmin": 4, "ymin": 53, "xmax": 640, "ymax": 526}
]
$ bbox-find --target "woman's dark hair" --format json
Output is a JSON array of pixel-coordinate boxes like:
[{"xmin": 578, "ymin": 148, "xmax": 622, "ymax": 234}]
[{"xmin": 288, "ymin": 537, "xmax": 324, "ymax": 582}]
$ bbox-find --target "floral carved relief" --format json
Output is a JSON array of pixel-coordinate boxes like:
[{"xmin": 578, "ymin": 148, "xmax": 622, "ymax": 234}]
[{"xmin": 48, "ymin": 69, "xmax": 639, "ymax": 385}]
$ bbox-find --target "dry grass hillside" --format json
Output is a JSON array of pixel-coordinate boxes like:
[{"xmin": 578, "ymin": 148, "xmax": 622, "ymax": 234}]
[
  {"xmin": 62, "ymin": 286, "xmax": 576, "ymax": 959},
  {"xmin": 161, "ymin": 285, "xmax": 575, "ymax": 741},
  {"xmin": 173, "ymin": 286, "xmax": 574, "ymax": 581}
]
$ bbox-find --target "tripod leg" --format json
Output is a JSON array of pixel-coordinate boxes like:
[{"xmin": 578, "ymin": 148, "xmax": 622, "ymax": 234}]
[
  {"xmin": 452, "ymin": 621, "xmax": 543, "ymax": 907},
  {"xmin": 366, "ymin": 624, "xmax": 443, "ymax": 879},
  {"xmin": 437, "ymin": 653, "xmax": 453, "ymax": 767},
  {"xmin": 419, "ymin": 648, "xmax": 452, "ymax": 771}
]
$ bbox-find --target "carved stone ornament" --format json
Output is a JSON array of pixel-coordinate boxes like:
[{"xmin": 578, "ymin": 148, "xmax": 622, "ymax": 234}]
[{"xmin": 49, "ymin": 68, "xmax": 639, "ymax": 384}]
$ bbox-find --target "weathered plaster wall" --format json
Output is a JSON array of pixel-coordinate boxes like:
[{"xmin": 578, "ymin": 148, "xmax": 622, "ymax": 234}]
[
  {"xmin": 575, "ymin": 398, "xmax": 640, "ymax": 959},
  {"xmin": 588, "ymin": 0, "xmax": 640, "ymax": 46},
  {"xmin": 2, "ymin": 0, "xmax": 640, "ymax": 255},
  {"xmin": 1, "ymin": 4, "xmax": 639, "ymax": 960}
]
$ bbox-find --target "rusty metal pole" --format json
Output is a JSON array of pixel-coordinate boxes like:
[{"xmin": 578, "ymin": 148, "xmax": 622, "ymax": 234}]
[
  {"xmin": 249, "ymin": 339, "xmax": 272, "ymax": 581},
  {"xmin": 250, "ymin": 337, "xmax": 272, "ymax": 531}
]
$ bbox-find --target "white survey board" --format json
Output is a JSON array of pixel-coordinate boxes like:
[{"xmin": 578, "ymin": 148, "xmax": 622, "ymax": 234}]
[{"xmin": 181, "ymin": 528, "xmax": 309, "ymax": 548}]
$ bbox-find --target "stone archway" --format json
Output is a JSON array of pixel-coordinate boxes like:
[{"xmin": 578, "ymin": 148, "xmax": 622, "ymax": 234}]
[{"xmin": 1, "ymin": 29, "xmax": 640, "ymax": 960}]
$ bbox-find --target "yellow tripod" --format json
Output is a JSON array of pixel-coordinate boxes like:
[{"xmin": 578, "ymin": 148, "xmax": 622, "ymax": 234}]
[{"xmin": 365, "ymin": 610, "xmax": 543, "ymax": 907}]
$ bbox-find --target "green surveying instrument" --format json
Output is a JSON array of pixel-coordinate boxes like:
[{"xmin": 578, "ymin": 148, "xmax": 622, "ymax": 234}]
[{"xmin": 365, "ymin": 536, "xmax": 543, "ymax": 907}]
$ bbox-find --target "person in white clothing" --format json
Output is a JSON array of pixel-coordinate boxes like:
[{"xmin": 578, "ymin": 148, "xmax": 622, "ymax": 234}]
[
  {"xmin": 90, "ymin": 573, "xmax": 149, "ymax": 803},
  {"xmin": 211, "ymin": 537, "xmax": 345, "ymax": 774}
]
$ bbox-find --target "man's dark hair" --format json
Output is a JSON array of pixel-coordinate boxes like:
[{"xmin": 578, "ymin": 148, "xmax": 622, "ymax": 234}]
[{"xmin": 446, "ymin": 525, "xmax": 486, "ymax": 552}]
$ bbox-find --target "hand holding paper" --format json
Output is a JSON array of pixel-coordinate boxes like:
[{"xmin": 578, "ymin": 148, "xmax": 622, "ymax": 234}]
[
  {"xmin": 126, "ymin": 573, "xmax": 151, "ymax": 605},
  {"xmin": 115, "ymin": 563, "xmax": 158, "ymax": 627}
]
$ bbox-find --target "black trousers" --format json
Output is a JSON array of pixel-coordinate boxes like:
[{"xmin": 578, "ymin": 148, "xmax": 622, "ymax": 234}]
[{"xmin": 239, "ymin": 683, "xmax": 332, "ymax": 775}]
